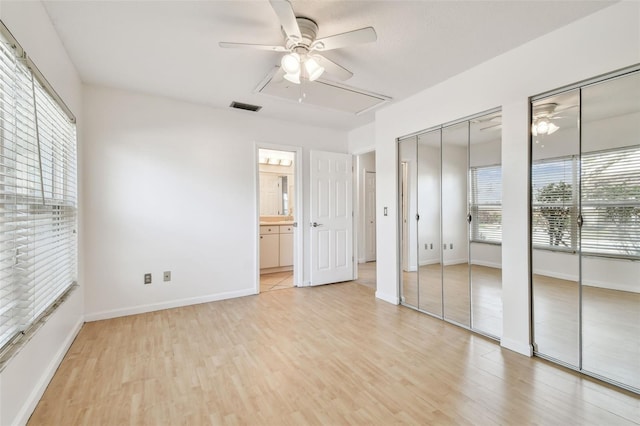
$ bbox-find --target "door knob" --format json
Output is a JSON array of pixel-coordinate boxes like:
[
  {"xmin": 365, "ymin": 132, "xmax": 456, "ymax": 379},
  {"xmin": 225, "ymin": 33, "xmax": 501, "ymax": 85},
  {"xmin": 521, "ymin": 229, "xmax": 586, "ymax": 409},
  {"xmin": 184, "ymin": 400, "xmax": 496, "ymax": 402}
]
[{"xmin": 311, "ymin": 222, "xmax": 323, "ymax": 227}]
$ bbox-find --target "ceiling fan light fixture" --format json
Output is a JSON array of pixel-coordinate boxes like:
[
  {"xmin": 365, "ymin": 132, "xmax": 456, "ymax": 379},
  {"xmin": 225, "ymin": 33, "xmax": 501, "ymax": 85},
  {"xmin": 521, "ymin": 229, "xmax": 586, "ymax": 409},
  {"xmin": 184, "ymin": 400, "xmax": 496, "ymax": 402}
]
[
  {"xmin": 536, "ymin": 118, "xmax": 550, "ymax": 135},
  {"xmin": 284, "ymin": 72, "xmax": 301, "ymax": 84},
  {"xmin": 304, "ymin": 56, "xmax": 325, "ymax": 81},
  {"xmin": 547, "ymin": 122, "xmax": 559, "ymax": 135},
  {"xmin": 532, "ymin": 118, "xmax": 560, "ymax": 136},
  {"xmin": 281, "ymin": 52, "xmax": 300, "ymax": 74}
]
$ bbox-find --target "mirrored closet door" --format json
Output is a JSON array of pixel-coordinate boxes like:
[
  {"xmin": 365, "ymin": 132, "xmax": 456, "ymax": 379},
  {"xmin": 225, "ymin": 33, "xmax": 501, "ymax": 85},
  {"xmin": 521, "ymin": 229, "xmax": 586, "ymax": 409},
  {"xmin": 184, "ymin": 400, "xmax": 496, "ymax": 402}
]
[
  {"xmin": 399, "ymin": 136, "xmax": 418, "ymax": 308},
  {"xmin": 417, "ymin": 130, "xmax": 442, "ymax": 316},
  {"xmin": 531, "ymin": 68, "xmax": 639, "ymax": 392},
  {"xmin": 442, "ymin": 122, "xmax": 471, "ymax": 327},
  {"xmin": 398, "ymin": 111, "xmax": 503, "ymax": 338}
]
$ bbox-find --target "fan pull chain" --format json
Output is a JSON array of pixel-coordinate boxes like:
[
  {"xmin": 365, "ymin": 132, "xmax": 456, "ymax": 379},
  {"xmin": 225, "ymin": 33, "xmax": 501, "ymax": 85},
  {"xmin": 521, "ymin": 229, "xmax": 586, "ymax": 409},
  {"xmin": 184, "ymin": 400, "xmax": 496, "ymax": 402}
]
[{"xmin": 298, "ymin": 79, "xmax": 306, "ymax": 103}]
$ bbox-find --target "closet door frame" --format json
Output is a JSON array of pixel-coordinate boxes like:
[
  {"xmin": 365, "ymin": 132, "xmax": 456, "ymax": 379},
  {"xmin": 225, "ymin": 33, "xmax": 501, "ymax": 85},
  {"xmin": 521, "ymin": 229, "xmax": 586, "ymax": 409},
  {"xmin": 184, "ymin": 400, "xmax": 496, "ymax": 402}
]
[
  {"xmin": 396, "ymin": 107, "xmax": 503, "ymax": 340},
  {"xmin": 529, "ymin": 64, "xmax": 640, "ymax": 394}
]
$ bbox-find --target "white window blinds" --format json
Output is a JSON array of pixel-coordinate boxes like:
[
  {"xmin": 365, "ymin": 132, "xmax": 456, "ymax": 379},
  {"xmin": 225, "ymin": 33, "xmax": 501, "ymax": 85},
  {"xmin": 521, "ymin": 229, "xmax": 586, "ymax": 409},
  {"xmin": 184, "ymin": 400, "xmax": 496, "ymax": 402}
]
[
  {"xmin": 581, "ymin": 146, "xmax": 640, "ymax": 259},
  {"xmin": 0, "ymin": 32, "xmax": 77, "ymax": 349},
  {"xmin": 531, "ymin": 156, "xmax": 578, "ymax": 250},
  {"xmin": 469, "ymin": 165, "xmax": 502, "ymax": 243}
]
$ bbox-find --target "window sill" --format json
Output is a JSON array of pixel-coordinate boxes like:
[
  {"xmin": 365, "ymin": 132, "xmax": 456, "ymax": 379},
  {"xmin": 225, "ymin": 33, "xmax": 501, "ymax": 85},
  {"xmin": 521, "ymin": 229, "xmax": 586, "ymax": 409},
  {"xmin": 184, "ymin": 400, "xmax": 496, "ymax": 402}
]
[{"xmin": 0, "ymin": 283, "xmax": 78, "ymax": 373}]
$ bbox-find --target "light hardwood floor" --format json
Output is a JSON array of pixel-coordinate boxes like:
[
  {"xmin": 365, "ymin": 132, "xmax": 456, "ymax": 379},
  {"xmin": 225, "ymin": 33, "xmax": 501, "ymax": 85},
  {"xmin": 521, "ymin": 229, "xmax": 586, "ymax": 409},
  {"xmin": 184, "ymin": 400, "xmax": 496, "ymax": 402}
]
[
  {"xmin": 260, "ymin": 271, "xmax": 294, "ymax": 293},
  {"xmin": 29, "ymin": 282, "xmax": 639, "ymax": 425}
]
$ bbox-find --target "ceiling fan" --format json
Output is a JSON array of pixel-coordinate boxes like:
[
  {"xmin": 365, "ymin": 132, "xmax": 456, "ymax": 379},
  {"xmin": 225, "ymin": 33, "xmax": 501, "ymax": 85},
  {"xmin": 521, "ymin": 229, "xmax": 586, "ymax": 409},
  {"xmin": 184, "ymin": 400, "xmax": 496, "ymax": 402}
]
[{"xmin": 219, "ymin": 0, "xmax": 377, "ymax": 84}]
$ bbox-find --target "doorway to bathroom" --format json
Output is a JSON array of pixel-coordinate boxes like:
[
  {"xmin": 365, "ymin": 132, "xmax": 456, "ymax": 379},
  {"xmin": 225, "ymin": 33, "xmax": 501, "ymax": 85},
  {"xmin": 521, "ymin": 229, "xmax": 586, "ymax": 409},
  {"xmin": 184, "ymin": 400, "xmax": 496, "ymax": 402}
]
[{"xmin": 257, "ymin": 147, "xmax": 301, "ymax": 293}]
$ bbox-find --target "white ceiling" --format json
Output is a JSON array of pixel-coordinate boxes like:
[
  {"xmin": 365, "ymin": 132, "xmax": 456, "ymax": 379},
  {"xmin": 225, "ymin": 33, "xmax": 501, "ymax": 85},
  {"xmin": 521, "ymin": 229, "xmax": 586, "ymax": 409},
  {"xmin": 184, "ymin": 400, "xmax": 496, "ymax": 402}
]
[{"xmin": 41, "ymin": 0, "xmax": 616, "ymax": 131}]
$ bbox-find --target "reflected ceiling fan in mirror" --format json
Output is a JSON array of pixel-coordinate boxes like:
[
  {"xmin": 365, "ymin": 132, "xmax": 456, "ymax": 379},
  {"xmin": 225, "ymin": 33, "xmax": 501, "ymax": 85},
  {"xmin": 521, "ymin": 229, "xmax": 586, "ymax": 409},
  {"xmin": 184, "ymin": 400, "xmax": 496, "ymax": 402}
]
[
  {"xmin": 219, "ymin": 0, "xmax": 377, "ymax": 84},
  {"xmin": 531, "ymin": 102, "xmax": 577, "ymax": 136}
]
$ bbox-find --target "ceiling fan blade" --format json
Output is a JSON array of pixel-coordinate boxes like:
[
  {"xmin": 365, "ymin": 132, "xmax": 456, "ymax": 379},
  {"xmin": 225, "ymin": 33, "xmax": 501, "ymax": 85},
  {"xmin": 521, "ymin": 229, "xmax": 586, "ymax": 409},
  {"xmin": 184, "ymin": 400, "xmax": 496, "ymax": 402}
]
[
  {"xmin": 311, "ymin": 27, "xmax": 377, "ymax": 51},
  {"xmin": 219, "ymin": 42, "xmax": 287, "ymax": 52},
  {"xmin": 316, "ymin": 55, "xmax": 353, "ymax": 81},
  {"xmin": 269, "ymin": 0, "xmax": 302, "ymax": 42}
]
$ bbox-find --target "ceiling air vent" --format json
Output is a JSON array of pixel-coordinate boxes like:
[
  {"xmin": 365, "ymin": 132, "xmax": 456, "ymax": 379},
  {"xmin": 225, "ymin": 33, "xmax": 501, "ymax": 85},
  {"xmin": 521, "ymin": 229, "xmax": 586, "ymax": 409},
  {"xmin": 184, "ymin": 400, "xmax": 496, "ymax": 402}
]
[{"xmin": 230, "ymin": 101, "xmax": 262, "ymax": 112}]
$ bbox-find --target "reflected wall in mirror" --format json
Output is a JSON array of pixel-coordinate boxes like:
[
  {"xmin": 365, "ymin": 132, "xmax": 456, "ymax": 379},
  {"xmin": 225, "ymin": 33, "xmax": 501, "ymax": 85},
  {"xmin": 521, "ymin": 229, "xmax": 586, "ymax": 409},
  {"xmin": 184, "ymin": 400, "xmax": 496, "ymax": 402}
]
[
  {"xmin": 399, "ymin": 137, "xmax": 418, "ymax": 308},
  {"xmin": 531, "ymin": 68, "xmax": 639, "ymax": 393},
  {"xmin": 442, "ymin": 122, "xmax": 470, "ymax": 327},
  {"xmin": 259, "ymin": 149, "xmax": 295, "ymax": 217},
  {"xmin": 469, "ymin": 111, "xmax": 503, "ymax": 338}
]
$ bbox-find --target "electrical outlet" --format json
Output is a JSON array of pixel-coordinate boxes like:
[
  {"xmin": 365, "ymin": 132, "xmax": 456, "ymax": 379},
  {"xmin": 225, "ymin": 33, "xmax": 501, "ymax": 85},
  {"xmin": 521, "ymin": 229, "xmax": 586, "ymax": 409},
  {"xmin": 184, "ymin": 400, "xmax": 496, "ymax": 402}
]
[
  {"xmin": 163, "ymin": 271, "xmax": 171, "ymax": 282},
  {"xmin": 144, "ymin": 273, "xmax": 152, "ymax": 285},
  {"xmin": 450, "ymin": 243, "xmax": 453, "ymax": 249},
  {"xmin": 424, "ymin": 243, "xmax": 428, "ymax": 250},
  {"xmin": 430, "ymin": 243, "xmax": 433, "ymax": 250}
]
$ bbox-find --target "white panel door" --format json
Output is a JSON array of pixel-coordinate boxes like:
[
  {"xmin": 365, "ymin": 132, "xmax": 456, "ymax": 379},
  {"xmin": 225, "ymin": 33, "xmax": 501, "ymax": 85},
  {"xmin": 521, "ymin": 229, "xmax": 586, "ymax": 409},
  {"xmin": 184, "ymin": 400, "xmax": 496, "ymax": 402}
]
[
  {"xmin": 364, "ymin": 171, "xmax": 377, "ymax": 262},
  {"xmin": 310, "ymin": 151, "xmax": 353, "ymax": 285}
]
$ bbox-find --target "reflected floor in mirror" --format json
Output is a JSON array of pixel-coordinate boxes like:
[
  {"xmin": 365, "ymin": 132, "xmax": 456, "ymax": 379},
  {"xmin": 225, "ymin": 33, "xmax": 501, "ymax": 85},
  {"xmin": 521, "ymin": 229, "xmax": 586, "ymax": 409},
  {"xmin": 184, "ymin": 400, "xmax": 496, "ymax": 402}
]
[
  {"xmin": 401, "ymin": 263, "xmax": 502, "ymax": 337},
  {"xmin": 533, "ymin": 274, "xmax": 640, "ymax": 390}
]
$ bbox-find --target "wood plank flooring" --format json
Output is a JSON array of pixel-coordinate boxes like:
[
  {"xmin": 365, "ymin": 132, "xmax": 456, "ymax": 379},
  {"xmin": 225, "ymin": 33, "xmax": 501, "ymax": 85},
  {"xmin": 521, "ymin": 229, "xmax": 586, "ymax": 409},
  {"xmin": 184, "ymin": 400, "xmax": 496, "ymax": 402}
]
[
  {"xmin": 29, "ymin": 282, "xmax": 639, "ymax": 425},
  {"xmin": 260, "ymin": 271, "xmax": 294, "ymax": 293}
]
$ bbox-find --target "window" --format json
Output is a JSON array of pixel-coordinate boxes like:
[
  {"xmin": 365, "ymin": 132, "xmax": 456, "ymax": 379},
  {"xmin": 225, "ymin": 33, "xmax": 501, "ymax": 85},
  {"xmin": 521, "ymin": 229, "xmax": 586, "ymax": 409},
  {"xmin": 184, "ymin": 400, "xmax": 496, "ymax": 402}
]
[
  {"xmin": 531, "ymin": 156, "xmax": 578, "ymax": 251},
  {"xmin": 532, "ymin": 148, "xmax": 639, "ymax": 259},
  {"xmin": 0, "ymin": 30, "xmax": 77, "ymax": 350},
  {"xmin": 582, "ymin": 146, "xmax": 640, "ymax": 259},
  {"xmin": 469, "ymin": 165, "xmax": 502, "ymax": 243}
]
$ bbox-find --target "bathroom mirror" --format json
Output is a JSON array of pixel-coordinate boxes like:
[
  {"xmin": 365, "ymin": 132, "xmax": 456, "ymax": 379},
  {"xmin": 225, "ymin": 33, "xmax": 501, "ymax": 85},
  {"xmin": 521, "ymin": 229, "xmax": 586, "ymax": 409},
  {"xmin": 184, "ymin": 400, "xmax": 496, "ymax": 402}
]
[{"xmin": 259, "ymin": 149, "xmax": 295, "ymax": 217}]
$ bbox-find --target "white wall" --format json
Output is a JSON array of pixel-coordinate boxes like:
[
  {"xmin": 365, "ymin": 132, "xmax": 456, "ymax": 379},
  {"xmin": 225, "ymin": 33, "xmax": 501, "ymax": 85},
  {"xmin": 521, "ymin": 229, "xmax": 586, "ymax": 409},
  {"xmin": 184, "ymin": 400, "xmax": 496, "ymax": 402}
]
[
  {"xmin": 417, "ymin": 143, "xmax": 441, "ymax": 265},
  {"xmin": 82, "ymin": 85, "xmax": 348, "ymax": 320},
  {"xmin": 0, "ymin": 2, "xmax": 84, "ymax": 425},
  {"xmin": 348, "ymin": 122, "xmax": 375, "ymax": 154},
  {"xmin": 373, "ymin": 2, "xmax": 640, "ymax": 355}
]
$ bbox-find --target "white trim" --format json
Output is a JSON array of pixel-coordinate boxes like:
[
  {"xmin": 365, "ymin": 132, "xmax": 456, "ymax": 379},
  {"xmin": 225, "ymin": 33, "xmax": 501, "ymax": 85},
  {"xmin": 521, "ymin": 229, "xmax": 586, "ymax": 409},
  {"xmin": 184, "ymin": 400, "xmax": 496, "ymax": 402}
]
[
  {"xmin": 500, "ymin": 338, "xmax": 533, "ymax": 357},
  {"xmin": 583, "ymin": 280, "xmax": 639, "ymax": 294},
  {"xmin": 353, "ymin": 156, "xmax": 359, "ymax": 279},
  {"xmin": 375, "ymin": 290, "xmax": 399, "ymax": 305},
  {"xmin": 534, "ymin": 268, "xmax": 640, "ymax": 293},
  {"xmin": 443, "ymin": 258, "xmax": 469, "ymax": 266},
  {"xmin": 532, "ymin": 268, "xmax": 576, "ymax": 282},
  {"xmin": 470, "ymin": 260, "xmax": 502, "ymax": 269},
  {"xmin": 13, "ymin": 317, "xmax": 83, "ymax": 426},
  {"xmin": 84, "ymin": 289, "xmax": 255, "ymax": 322}
]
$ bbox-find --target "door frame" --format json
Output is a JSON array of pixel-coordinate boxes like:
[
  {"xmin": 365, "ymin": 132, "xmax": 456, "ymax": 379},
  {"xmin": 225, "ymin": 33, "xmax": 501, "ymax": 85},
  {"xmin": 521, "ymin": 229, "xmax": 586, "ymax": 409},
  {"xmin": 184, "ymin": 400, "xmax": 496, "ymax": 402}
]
[
  {"xmin": 352, "ymin": 149, "xmax": 376, "ymax": 282},
  {"xmin": 255, "ymin": 142, "xmax": 303, "ymax": 294},
  {"xmin": 363, "ymin": 170, "xmax": 377, "ymax": 262}
]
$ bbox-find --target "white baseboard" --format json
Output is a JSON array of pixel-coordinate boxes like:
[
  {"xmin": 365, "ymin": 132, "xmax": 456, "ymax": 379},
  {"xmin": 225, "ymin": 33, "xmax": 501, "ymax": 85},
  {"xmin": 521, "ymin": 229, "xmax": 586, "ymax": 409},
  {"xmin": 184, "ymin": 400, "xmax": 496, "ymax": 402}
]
[
  {"xmin": 15, "ymin": 317, "xmax": 84, "ymax": 426},
  {"xmin": 419, "ymin": 259, "xmax": 440, "ymax": 266},
  {"xmin": 532, "ymin": 268, "xmax": 577, "ymax": 282},
  {"xmin": 533, "ymin": 269, "xmax": 639, "ymax": 293},
  {"xmin": 84, "ymin": 288, "xmax": 255, "ymax": 322},
  {"xmin": 443, "ymin": 258, "xmax": 468, "ymax": 266},
  {"xmin": 375, "ymin": 290, "xmax": 399, "ymax": 305},
  {"xmin": 470, "ymin": 260, "xmax": 502, "ymax": 269},
  {"xmin": 500, "ymin": 338, "xmax": 533, "ymax": 357}
]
